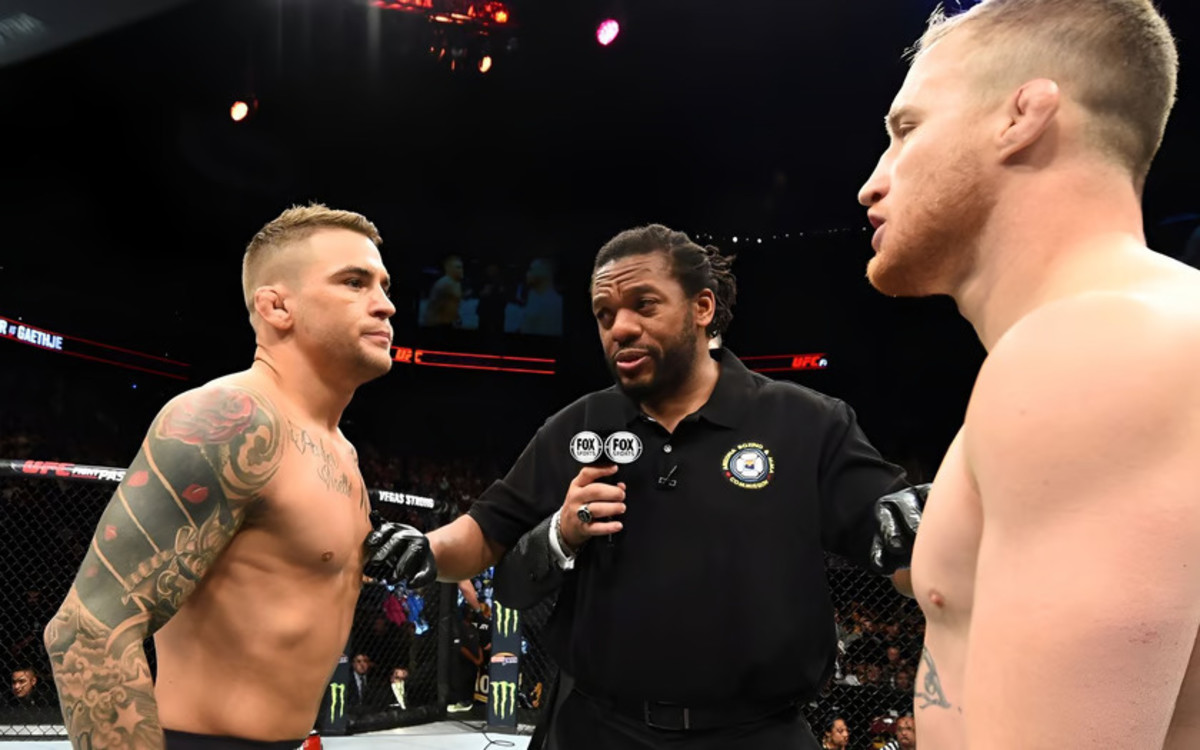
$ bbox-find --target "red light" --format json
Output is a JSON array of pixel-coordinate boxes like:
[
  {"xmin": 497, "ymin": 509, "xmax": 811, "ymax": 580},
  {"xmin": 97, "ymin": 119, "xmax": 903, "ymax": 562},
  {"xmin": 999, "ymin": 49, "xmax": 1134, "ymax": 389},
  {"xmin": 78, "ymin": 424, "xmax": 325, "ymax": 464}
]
[
  {"xmin": 391, "ymin": 345, "xmax": 555, "ymax": 375},
  {"xmin": 738, "ymin": 353, "xmax": 830, "ymax": 373},
  {"xmin": 596, "ymin": 19, "xmax": 619, "ymax": 46},
  {"xmin": 372, "ymin": 0, "xmax": 433, "ymax": 10},
  {"xmin": 230, "ymin": 101, "xmax": 250, "ymax": 122},
  {"xmin": 493, "ymin": 9, "xmax": 508, "ymax": 23},
  {"xmin": 479, "ymin": 55, "xmax": 493, "ymax": 73}
]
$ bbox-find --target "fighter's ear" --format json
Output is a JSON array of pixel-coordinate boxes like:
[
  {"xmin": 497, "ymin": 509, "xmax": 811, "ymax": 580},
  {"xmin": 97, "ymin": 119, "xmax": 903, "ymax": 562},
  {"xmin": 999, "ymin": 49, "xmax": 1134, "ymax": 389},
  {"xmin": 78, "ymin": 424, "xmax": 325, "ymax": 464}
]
[
  {"xmin": 996, "ymin": 78, "xmax": 1061, "ymax": 164},
  {"xmin": 253, "ymin": 285, "xmax": 293, "ymax": 331}
]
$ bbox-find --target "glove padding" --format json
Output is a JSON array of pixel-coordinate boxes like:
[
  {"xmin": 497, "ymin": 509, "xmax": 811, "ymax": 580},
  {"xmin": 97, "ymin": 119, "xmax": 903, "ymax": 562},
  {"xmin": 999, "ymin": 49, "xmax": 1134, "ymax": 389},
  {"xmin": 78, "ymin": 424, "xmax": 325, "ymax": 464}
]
[
  {"xmin": 364, "ymin": 511, "xmax": 438, "ymax": 588},
  {"xmin": 869, "ymin": 483, "xmax": 930, "ymax": 575}
]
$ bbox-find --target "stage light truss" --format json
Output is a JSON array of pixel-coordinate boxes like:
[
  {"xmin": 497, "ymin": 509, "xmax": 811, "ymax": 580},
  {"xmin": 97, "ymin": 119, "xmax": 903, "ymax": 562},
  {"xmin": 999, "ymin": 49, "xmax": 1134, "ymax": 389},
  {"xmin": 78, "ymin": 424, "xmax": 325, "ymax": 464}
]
[
  {"xmin": 369, "ymin": 0, "xmax": 512, "ymax": 29},
  {"xmin": 366, "ymin": 0, "xmax": 515, "ymax": 71}
]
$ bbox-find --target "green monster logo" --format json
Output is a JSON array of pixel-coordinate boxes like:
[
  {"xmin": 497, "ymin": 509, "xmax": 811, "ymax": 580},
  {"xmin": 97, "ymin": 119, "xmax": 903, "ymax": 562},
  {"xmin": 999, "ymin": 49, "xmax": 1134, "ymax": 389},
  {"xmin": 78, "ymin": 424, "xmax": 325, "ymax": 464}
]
[
  {"xmin": 494, "ymin": 602, "xmax": 519, "ymax": 638},
  {"xmin": 491, "ymin": 680, "xmax": 517, "ymax": 720},
  {"xmin": 329, "ymin": 682, "xmax": 346, "ymax": 723}
]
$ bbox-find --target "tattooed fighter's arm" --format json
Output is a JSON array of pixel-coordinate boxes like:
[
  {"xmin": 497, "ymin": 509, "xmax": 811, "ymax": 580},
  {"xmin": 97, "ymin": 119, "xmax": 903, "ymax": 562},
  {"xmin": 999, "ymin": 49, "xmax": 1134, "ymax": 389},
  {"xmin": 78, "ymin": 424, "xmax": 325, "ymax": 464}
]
[{"xmin": 42, "ymin": 385, "xmax": 284, "ymax": 750}]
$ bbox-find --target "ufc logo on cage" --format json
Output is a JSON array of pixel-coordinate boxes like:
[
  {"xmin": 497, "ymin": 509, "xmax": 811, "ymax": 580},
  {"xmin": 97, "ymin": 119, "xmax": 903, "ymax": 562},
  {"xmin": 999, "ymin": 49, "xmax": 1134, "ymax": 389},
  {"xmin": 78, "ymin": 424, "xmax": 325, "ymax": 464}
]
[{"xmin": 568, "ymin": 430, "xmax": 643, "ymax": 465}]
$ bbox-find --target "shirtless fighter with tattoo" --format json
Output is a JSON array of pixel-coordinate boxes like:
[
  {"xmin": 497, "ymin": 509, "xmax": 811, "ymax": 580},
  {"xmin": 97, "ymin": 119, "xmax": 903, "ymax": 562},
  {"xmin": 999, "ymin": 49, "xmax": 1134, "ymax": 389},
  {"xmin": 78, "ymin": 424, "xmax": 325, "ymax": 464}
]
[
  {"xmin": 859, "ymin": 1, "xmax": 1199, "ymax": 747},
  {"xmin": 43, "ymin": 204, "xmax": 436, "ymax": 749}
]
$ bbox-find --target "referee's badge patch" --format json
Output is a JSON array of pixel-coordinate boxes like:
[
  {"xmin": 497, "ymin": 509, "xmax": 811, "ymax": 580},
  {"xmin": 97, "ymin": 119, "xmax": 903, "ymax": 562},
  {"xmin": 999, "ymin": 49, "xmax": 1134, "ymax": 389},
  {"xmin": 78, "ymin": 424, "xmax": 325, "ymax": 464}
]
[
  {"xmin": 568, "ymin": 431, "xmax": 604, "ymax": 463},
  {"xmin": 723, "ymin": 442, "xmax": 775, "ymax": 489}
]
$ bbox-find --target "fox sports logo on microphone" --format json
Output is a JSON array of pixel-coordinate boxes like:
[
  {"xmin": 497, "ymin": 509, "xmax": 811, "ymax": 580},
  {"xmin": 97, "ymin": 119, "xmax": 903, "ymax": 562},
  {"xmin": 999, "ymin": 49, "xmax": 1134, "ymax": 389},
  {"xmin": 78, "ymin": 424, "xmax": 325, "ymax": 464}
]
[{"xmin": 603, "ymin": 431, "xmax": 642, "ymax": 464}]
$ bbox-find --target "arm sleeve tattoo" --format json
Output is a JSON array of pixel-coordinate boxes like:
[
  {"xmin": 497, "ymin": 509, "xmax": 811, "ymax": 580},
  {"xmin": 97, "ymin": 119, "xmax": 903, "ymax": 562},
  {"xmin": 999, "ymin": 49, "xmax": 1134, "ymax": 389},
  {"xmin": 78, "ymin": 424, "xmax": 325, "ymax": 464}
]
[{"xmin": 42, "ymin": 385, "xmax": 285, "ymax": 749}]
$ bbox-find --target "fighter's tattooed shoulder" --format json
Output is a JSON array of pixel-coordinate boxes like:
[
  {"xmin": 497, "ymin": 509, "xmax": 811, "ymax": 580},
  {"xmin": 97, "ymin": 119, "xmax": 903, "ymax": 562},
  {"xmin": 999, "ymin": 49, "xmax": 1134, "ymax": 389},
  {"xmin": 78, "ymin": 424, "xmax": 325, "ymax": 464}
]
[
  {"xmin": 156, "ymin": 384, "xmax": 286, "ymax": 498},
  {"xmin": 72, "ymin": 385, "xmax": 285, "ymax": 627},
  {"xmin": 46, "ymin": 384, "xmax": 286, "ymax": 748}
]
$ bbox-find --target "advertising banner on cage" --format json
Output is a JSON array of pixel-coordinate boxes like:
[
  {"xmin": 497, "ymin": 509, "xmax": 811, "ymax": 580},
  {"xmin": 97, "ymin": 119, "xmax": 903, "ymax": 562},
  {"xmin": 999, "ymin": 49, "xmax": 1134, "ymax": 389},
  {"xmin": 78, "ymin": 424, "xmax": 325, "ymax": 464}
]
[
  {"xmin": 486, "ymin": 600, "xmax": 521, "ymax": 729},
  {"xmin": 1, "ymin": 458, "xmax": 126, "ymax": 483},
  {"xmin": 317, "ymin": 653, "xmax": 351, "ymax": 735}
]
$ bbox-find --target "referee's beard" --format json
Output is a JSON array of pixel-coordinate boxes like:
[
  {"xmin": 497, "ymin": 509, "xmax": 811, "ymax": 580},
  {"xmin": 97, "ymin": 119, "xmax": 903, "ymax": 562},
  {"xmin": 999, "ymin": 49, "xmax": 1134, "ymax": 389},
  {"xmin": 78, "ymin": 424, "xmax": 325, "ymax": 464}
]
[{"xmin": 609, "ymin": 310, "xmax": 699, "ymax": 405}]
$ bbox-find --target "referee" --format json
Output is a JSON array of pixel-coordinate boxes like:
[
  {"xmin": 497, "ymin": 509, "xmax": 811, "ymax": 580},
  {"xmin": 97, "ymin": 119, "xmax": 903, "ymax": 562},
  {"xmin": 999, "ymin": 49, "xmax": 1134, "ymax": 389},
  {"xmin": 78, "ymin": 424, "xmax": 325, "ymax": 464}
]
[{"xmin": 425, "ymin": 224, "xmax": 925, "ymax": 749}]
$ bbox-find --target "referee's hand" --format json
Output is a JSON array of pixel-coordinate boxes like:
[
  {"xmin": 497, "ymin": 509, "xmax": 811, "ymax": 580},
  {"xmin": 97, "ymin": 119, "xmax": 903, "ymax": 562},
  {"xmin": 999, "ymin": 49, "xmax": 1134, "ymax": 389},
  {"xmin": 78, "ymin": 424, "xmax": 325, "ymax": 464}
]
[{"xmin": 559, "ymin": 465, "xmax": 626, "ymax": 552}]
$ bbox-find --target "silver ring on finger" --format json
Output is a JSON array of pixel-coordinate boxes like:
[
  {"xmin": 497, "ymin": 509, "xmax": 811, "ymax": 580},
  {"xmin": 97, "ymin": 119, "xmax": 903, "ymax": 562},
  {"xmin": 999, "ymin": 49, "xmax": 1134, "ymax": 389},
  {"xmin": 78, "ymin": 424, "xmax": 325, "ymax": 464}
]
[{"xmin": 576, "ymin": 504, "xmax": 594, "ymax": 524}]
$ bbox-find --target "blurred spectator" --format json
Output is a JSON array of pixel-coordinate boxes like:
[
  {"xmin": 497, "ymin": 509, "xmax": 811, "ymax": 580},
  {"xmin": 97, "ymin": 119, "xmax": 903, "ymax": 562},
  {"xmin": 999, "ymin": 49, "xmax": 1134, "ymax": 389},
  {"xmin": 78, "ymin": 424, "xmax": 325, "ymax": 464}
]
[
  {"xmin": 820, "ymin": 715, "xmax": 851, "ymax": 750},
  {"xmin": 420, "ymin": 255, "xmax": 465, "ymax": 328},
  {"xmin": 353, "ymin": 611, "xmax": 411, "ymax": 676},
  {"xmin": 6, "ymin": 665, "xmax": 56, "ymax": 716},
  {"xmin": 883, "ymin": 645, "xmax": 912, "ymax": 683},
  {"xmin": 516, "ymin": 258, "xmax": 562, "ymax": 336},
  {"xmin": 881, "ymin": 667, "xmax": 916, "ymax": 716},
  {"xmin": 860, "ymin": 664, "xmax": 884, "ymax": 688},
  {"xmin": 348, "ymin": 653, "xmax": 390, "ymax": 714},
  {"xmin": 846, "ymin": 615, "xmax": 886, "ymax": 666},
  {"xmin": 448, "ymin": 602, "xmax": 486, "ymax": 712},
  {"xmin": 882, "ymin": 713, "xmax": 916, "ymax": 750}
]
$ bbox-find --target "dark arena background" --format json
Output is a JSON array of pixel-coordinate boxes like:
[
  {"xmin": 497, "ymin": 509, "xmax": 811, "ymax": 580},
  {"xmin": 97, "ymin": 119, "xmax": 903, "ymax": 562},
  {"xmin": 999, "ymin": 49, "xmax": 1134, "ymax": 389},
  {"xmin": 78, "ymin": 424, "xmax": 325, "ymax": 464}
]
[{"xmin": 1, "ymin": 0, "xmax": 1198, "ymax": 748}]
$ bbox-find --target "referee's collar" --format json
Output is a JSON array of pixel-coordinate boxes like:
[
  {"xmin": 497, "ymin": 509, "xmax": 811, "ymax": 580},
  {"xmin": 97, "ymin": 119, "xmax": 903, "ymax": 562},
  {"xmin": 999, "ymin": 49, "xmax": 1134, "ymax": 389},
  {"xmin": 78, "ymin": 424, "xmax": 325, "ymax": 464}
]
[{"xmin": 605, "ymin": 347, "xmax": 753, "ymax": 430}]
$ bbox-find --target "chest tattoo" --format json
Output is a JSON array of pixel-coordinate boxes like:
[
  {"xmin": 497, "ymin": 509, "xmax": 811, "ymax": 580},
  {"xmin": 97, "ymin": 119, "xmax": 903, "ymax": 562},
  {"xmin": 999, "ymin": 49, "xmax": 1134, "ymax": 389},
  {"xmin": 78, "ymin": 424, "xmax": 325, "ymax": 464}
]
[{"xmin": 288, "ymin": 422, "xmax": 354, "ymax": 498}]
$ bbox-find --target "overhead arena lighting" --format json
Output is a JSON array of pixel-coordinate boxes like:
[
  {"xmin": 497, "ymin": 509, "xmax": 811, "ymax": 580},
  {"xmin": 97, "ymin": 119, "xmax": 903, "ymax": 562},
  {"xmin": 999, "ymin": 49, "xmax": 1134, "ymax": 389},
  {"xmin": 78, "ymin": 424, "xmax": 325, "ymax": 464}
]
[
  {"xmin": 369, "ymin": 0, "xmax": 511, "ymax": 28},
  {"xmin": 230, "ymin": 99, "xmax": 255, "ymax": 122},
  {"xmin": 367, "ymin": 0, "xmax": 515, "ymax": 72},
  {"xmin": 596, "ymin": 18, "xmax": 619, "ymax": 46}
]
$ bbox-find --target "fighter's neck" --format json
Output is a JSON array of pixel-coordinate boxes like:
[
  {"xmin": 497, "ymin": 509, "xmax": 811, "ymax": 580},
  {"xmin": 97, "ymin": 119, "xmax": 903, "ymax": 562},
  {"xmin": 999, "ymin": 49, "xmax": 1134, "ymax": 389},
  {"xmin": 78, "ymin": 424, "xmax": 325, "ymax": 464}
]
[
  {"xmin": 952, "ymin": 173, "xmax": 1146, "ymax": 351},
  {"xmin": 639, "ymin": 352, "xmax": 720, "ymax": 432},
  {"xmin": 251, "ymin": 350, "xmax": 354, "ymax": 431}
]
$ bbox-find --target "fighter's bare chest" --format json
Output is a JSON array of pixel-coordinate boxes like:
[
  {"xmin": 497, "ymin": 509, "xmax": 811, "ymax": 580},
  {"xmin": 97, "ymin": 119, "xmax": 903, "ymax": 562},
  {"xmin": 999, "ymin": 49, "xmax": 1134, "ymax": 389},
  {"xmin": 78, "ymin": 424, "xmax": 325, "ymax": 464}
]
[
  {"xmin": 249, "ymin": 422, "xmax": 372, "ymax": 570},
  {"xmin": 910, "ymin": 430, "xmax": 983, "ymax": 621}
]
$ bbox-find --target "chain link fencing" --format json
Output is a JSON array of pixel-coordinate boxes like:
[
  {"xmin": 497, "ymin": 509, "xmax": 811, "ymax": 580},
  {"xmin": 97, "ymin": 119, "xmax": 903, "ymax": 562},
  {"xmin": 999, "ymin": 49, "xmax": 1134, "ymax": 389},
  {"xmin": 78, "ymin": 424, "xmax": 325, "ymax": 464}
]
[
  {"xmin": 2, "ymin": 459, "xmax": 920, "ymax": 748},
  {"xmin": 500, "ymin": 554, "xmax": 921, "ymax": 750},
  {"xmin": 0, "ymin": 459, "xmax": 458, "ymax": 740}
]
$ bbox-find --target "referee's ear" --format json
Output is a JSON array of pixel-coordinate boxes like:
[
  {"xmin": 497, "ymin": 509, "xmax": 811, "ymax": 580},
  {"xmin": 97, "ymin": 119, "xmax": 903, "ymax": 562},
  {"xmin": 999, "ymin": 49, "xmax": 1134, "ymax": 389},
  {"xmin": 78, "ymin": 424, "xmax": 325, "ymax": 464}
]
[{"xmin": 692, "ymin": 288, "xmax": 716, "ymax": 333}]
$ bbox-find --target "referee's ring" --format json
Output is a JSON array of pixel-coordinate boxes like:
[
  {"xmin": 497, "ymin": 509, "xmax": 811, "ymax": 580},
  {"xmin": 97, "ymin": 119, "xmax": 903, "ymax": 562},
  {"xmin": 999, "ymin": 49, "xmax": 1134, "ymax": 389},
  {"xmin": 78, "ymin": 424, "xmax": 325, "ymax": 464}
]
[{"xmin": 576, "ymin": 504, "xmax": 594, "ymax": 524}]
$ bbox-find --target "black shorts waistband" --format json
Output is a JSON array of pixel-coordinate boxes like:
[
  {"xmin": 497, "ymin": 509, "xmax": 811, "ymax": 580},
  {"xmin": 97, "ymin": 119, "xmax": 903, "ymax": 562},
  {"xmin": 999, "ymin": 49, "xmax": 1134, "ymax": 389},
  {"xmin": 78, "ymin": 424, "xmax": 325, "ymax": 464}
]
[
  {"xmin": 162, "ymin": 728, "xmax": 305, "ymax": 750},
  {"xmin": 571, "ymin": 682, "xmax": 802, "ymax": 732}
]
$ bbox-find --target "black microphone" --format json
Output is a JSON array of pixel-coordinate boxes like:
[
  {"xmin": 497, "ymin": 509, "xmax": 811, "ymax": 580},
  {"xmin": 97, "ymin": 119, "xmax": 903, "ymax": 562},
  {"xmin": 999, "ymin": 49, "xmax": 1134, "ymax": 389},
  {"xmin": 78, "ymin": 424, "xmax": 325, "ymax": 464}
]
[
  {"xmin": 581, "ymin": 398, "xmax": 632, "ymax": 550},
  {"xmin": 588, "ymin": 453, "xmax": 620, "ymax": 549}
]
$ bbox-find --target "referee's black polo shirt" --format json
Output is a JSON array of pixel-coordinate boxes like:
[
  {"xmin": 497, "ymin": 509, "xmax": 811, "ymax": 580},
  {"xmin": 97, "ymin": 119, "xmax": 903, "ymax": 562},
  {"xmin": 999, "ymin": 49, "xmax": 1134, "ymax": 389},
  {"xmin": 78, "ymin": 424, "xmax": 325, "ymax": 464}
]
[{"xmin": 468, "ymin": 349, "xmax": 907, "ymax": 708}]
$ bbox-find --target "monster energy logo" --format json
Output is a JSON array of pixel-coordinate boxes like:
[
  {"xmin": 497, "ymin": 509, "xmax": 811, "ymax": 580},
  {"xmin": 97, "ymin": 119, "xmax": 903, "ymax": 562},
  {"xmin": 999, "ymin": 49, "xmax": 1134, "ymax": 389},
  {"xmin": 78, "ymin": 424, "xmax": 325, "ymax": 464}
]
[
  {"xmin": 329, "ymin": 682, "xmax": 345, "ymax": 723},
  {"xmin": 494, "ymin": 602, "xmax": 519, "ymax": 638},
  {"xmin": 491, "ymin": 680, "xmax": 517, "ymax": 720}
]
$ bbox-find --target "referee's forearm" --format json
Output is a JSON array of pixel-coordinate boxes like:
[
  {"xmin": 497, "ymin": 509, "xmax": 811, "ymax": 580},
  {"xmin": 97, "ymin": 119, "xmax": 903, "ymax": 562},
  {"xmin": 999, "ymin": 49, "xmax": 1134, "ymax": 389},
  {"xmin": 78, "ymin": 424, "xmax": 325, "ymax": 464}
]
[{"xmin": 428, "ymin": 515, "xmax": 505, "ymax": 581}]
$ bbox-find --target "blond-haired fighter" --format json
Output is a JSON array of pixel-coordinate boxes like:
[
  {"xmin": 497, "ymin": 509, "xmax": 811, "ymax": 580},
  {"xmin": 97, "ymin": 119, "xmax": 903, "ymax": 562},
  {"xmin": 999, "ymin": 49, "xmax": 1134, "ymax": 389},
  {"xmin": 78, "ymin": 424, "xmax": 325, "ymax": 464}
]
[{"xmin": 858, "ymin": 1, "xmax": 1199, "ymax": 748}]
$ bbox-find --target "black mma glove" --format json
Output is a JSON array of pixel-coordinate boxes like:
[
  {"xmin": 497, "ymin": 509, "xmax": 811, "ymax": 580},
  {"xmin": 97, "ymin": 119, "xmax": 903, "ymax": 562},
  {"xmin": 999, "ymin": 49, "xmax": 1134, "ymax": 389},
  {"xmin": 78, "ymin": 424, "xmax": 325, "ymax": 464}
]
[
  {"xmin": 364, "ymin": 510, "xmax": 438, "ymax": 588},
  {"xmin": 868, "ymin": 483, "xmax": 930, "ymax": 575}
]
